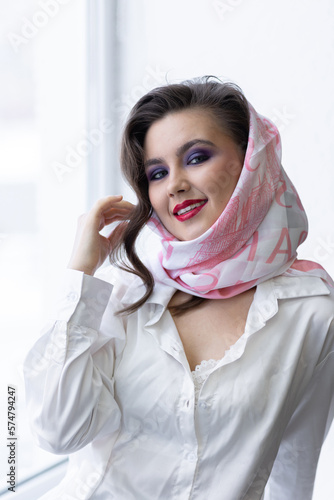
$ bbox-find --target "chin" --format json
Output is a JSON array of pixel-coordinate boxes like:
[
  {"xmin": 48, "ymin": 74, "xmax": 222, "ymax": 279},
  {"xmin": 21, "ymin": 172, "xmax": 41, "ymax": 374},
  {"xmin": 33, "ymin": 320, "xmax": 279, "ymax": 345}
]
[{"xmin": 176, "ymin": 228, "xmax": 206, "ymax": 241}]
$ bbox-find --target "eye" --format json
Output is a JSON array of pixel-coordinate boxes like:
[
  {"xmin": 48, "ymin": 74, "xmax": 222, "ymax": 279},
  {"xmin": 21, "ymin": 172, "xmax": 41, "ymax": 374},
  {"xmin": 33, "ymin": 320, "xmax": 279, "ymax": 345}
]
[
  {"xmin": 187, "ymin": 151, "xmax": 210, "ymax": 165},
  {"xmin": 147, "ymin": 167, "xmax": 168, "ymax": 181}
]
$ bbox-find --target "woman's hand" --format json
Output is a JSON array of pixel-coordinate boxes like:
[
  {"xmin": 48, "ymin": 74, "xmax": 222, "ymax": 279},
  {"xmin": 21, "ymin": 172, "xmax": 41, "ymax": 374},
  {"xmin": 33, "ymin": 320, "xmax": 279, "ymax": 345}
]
[{"xmin": 67, "ymin": 195, "xmax": 134, "ymax": 276}]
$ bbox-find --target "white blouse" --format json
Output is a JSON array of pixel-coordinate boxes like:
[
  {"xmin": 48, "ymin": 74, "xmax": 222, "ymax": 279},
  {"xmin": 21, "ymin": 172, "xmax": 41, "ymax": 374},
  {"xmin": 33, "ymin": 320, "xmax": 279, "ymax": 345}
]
[{"xmin": 23, "ymin": 267, "xmax": 334, "ymax": 500}]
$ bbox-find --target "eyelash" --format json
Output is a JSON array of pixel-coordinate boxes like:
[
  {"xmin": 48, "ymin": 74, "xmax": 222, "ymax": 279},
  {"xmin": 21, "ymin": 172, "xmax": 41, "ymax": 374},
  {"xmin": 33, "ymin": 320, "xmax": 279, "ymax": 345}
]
[
  {"xmin": 148, "ymin": 168, "xmax": 168, "ymax": 181},
  {"xmin": 187, "ymin": 152, "xmax": 210, "ymax": 165},
  {"xmin": 147, "ymin": 151, "xmax": 211, "ymax": 181}
]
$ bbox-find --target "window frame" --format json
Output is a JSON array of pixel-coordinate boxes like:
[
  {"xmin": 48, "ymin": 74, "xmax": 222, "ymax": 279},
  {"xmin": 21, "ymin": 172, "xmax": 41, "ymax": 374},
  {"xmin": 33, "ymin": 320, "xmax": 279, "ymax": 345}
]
[{"xmin": 0, "ymin": 1, "xmax": 120, "ymax": 496}]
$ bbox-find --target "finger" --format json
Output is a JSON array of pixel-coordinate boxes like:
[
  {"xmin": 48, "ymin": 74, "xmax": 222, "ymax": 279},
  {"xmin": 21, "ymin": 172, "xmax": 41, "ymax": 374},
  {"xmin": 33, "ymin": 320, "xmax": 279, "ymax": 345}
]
[
  {"xmin": 94, "ymin": 200, "xmax": 135, "ymax": 222},
  {"xmin": 99, "ymin": 214, "xmax": 131, "ymax": 232},
  {"xmin": 96, "ymin": 194, "xmax": 123, "ymax": 207},
  {"xmin": 101, "ymin": 206, "xmax": 135, "ymax": 224},
  {"xmin": 98, "ymin": 212, "xmax": 131, "ymax": 231},
  {"xmin": 91, "ymin": 195, "xmax": 124, "ymax": 216},
  {"xmin": 102, "ymin": 208, "xmax": 134, "ymax": 221},
  {"xmin": 102, "ymin": 200, "xmax": 135, "ymax": 214},
  {"xmin": 102, "ymin": 202, "xmax": 134, "ymax": 213},
  {"xmin": 86, "ymin": 196, "xmax": 125, "ymax": 227}
]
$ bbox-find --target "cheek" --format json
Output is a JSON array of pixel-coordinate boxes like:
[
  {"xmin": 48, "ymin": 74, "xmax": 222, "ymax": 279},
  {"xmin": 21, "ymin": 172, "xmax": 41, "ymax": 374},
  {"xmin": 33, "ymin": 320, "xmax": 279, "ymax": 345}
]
[
  {"xmin": 205, "ymin": 162, "xmax": 242, "ymax": 197},
  {"xmin": 205, "ymin": 169, "xmax": 235, "ymax": 197},
  {"xmin": 228, "ymin": 161, "xmax": 243, "ymax": 176},
  {"xmin": 148, "ymin": 185, "xmax": 164, "ymax": 214},
  {"xmin": 148, "ymin": 186, "xmax": 156, "ymax": 209}
]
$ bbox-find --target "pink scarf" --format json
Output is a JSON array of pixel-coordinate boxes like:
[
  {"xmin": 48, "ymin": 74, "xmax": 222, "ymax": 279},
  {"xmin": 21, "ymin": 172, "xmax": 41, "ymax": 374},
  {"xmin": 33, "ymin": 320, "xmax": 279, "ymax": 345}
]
[{"xmin": 145, "ymin": 103, "xmax": 332, "ymax": 298}]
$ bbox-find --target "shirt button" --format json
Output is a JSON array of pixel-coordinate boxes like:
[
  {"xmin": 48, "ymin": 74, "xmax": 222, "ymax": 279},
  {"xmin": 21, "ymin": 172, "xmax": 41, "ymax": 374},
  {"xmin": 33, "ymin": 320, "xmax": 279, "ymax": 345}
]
[
  {"xmin": 187, "ymin": 452, "xmax": 197, "ymax": 463},
  {"xmin": 67, "ymin": 292, "xmax": 78, "ymax": 302},
  {"xmin": 199, "ymin": 401, "xmax": 208, "ymax": 410}
]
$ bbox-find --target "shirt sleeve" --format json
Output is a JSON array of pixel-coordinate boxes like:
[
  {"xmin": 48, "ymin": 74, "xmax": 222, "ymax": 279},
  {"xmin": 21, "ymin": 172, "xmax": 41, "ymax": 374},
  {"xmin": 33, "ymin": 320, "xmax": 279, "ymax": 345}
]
[
  {"xmin": 23, "ymin": 269, "xmax": 125, "ymax": 455},
  {"xmin": 264, "ymin": 344, "xmax": 334, "ymax": 499}
]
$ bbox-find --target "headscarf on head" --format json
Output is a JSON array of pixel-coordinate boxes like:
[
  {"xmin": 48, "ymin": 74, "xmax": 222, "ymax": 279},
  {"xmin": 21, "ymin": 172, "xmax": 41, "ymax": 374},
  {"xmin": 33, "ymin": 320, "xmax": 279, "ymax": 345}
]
[{"xmin": 144, "ymin": 103, "xmax": 333, "ymax": 298}]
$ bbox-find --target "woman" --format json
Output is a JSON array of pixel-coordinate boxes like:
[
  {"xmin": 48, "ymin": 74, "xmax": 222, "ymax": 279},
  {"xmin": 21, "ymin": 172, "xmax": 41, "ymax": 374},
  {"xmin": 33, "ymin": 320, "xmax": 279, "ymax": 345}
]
[{"xmin": 24, "ymin": 77, "xmax": 334, "ymax": 499}]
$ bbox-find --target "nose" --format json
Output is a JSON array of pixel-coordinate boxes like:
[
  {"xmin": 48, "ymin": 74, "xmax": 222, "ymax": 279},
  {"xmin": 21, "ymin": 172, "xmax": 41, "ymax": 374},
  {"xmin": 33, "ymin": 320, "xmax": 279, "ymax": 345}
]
[{"xmin": 167, "ymin": 167, "xmax": 190, "ymax": 197}]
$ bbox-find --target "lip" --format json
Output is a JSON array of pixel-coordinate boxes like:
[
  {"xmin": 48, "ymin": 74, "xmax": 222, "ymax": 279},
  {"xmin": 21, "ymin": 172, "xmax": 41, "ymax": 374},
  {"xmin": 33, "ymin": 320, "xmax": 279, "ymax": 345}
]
[
  {"xmin": 173, "ymin": 199, "xmax": 208, "ymax": 221},
  {"xmin": 173, "ymin": 199, "xmax": 207, "ymax": 214}
]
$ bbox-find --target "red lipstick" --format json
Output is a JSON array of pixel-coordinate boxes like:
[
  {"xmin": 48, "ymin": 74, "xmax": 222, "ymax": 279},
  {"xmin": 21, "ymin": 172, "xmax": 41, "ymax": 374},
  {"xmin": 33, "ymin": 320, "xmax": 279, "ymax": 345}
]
[{"xmin": 173, "ymin": 199, "xmax": 207, "ymax": 221}]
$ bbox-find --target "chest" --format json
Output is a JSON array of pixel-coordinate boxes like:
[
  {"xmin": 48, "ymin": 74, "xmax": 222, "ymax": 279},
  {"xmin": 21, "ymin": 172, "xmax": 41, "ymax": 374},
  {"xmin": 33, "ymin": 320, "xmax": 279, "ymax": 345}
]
[
  {"xmin": 169, "ymin": 289, "xmax": 256, "ymax": 371},
  {"xmin": 114, "ymin": 293, "xmax": 316, "ymax": 433}
]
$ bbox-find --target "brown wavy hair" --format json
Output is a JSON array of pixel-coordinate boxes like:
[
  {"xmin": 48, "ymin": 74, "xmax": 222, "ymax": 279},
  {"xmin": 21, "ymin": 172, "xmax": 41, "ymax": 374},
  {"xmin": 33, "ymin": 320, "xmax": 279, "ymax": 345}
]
[{"xmin": 110, "ymin": 76, "xmax": 250, "ymax": 315}]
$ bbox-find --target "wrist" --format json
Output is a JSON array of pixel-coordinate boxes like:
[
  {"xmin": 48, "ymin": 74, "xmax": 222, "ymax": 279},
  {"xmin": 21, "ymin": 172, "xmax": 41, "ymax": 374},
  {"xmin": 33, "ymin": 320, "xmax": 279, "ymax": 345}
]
[{"xmin": 66, "ymin": 262, "xmax": 96, "ymax": 276}]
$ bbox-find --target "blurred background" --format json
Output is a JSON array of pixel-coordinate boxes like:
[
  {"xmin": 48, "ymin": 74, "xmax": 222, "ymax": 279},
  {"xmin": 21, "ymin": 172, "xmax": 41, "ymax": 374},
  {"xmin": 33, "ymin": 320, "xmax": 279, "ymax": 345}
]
[{"xmin": 0, "ymin": 0, "xmax": 333, "ymax": 497}]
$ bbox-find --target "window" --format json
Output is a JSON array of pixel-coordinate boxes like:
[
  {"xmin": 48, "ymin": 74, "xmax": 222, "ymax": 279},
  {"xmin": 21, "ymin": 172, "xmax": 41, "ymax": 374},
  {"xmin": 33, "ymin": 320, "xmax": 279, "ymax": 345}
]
[
  {"xmin": 0, "ymin": 0, "xmax": 87, "ymax": 494},
  {"xmin": 1, "ymin": 0, "xmax": 333, "ymax": 497}
]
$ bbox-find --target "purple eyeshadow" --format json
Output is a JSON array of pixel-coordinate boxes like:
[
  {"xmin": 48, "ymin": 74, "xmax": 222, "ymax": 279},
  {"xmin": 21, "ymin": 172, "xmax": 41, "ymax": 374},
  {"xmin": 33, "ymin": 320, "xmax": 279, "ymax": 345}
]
[
  {"xmin": 146, "ymin": 166, "xmax": 168, "ymax": 181},
  {"xmin": 185, "ymin": 148, "xmax": 212, "ymax": 164}
]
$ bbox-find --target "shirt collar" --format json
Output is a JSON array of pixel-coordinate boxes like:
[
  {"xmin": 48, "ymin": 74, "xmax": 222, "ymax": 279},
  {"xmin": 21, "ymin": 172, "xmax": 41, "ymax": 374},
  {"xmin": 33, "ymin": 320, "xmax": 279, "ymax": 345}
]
[
  {"xmin": 117, "ymin": 274, "xmax": 175, "ymax": 327},
  {"xmin": 143, "ymin": 283, "xmax": 176, "ymax": 327},
  {"xmin": 245, "ymin": 275, "xmax": 331, "ymax": 333},
  {"xmin": 143, "ymin": 275, "xmax": 331, "ymax": 328},
  {"xmin": 271, "ymin": 275, "xmax": 330, "ymax": 299}
]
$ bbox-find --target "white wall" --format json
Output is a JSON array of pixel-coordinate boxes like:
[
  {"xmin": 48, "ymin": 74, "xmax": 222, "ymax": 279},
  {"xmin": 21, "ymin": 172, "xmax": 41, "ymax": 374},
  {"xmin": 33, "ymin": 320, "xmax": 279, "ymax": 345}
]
[{"xmin": 118, "ymin": 0, "xmax": 334, "ymax": 277}]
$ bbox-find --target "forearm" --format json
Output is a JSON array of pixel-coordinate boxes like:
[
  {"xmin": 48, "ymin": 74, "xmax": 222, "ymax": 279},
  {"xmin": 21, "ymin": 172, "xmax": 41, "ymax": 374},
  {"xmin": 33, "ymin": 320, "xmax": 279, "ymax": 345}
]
[{"xmin": 23, "ymin": 270, "xmax": 122, "ymax": 454}]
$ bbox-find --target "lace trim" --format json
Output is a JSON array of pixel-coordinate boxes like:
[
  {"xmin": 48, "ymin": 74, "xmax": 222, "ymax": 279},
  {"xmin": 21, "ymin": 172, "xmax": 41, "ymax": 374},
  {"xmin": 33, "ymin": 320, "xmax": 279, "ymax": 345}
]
[
  {"xmin": 189, "ymin": 289, "xmax": 261, "ymax": 408},
  {"xmin": 191, "ymin": 338, "xmax": 248, "ymax": 406},
  {"xmin": 192, "ymin": 359, "xmax": 220, "ymax": 407},
  {"xmin": 192, "ymin": 358, "xmax": 219, "ymax": 376}
]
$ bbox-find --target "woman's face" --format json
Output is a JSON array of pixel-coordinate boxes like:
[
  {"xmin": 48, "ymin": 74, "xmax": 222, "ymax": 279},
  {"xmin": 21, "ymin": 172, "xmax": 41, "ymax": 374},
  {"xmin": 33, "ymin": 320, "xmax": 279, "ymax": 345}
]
[{"xmin": 144, "ymin": 109, "xmax": 244, "ymax": 241}]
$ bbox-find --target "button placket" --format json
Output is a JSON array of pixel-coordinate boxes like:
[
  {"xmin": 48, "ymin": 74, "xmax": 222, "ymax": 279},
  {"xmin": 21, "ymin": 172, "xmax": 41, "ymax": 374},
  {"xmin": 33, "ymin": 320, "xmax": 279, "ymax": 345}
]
[
  {"xmin": 66, "ymin": 291, "xmax": 79, "ymax": 302},
  {"xmin": 172, "ymin": 343, "xmax": 181, "ymax": 353},
  {"xmin": 179, "ymin": 378, "xmax": 198, "ymax": 458},
  {"xmin": 198, "ymin": 401, "xmax": 209, "ymax": 410},
  {"xmin": 186, "ymin": 451, "xmax": 197, "ymax": 463}
]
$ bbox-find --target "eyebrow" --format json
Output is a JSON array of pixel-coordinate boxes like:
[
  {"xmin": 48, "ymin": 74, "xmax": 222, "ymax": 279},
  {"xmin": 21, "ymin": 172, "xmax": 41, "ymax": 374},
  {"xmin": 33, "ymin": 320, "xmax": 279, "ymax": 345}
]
[{"xmin": 144, "ymin": 139, "xmax": 216, "ymax": 170}]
